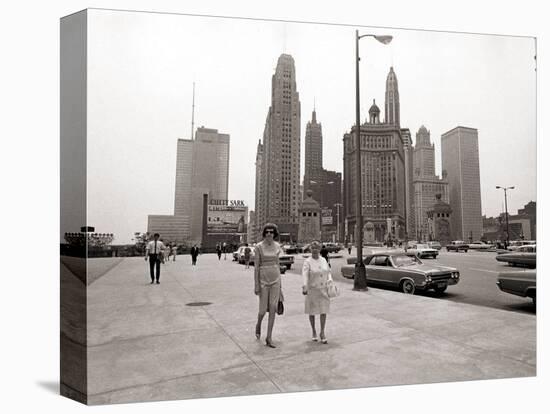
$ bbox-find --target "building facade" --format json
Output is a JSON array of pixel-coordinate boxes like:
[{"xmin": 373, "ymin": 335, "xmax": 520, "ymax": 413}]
[
  {"xmin": 148, "ymin": 127, "xmax": 230, "ymax": 244},
  {"xmin": 343, "ymin": 68, "xmax": 407, "ymax": 243},
  {"xmin": 303, "ymin": 108, "xmax": 323, "ymax": 195},
  {"xmin": 441, "ymin": 126, "xmax": 482, "ymax": 241},
  {"xmin": 302, "ymin": 108, "xmax": 343, "ymax": 242},
  {"xmin": 401, "ymin": 127, "xmax": 415, "ymax": 239},
  {"xmin": 412, "ymin": 126, "xmax": 449, "ymax": 241},
  {"xmin": 255, "ymin": 54, "xmax": 301, "ymax": 240}
]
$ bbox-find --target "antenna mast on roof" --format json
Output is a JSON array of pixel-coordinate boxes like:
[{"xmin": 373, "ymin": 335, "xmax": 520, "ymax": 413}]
[{"xmin": 191, "ymin": 82, "xmax": 195, "ymax": 140}]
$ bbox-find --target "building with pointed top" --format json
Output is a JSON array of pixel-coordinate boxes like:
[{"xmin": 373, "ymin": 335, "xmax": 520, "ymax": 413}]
[
  {"xmin": 255, "ymin": 54, "xmax": 301, "ymax": 240},
  {"xmin": 385, "ymin": 67, "xmax": 400, "ymax": 126},
  {"xmin": 412, "ymin": 125, "xmax": 449, "ymax": 241},
  {"xmin": 343, "ymin": 67, "xmax": 408, "ymax": 243},
  {"xmin": 302, "ymin": 107, "xmax": 343, "ymax": 241}
]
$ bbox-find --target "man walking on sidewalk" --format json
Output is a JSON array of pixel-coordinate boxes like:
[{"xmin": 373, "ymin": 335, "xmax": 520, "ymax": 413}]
[
  {"xmin": 145, "ymin": 233, "xmax": 165, "ymax": 284},
  {"xmin": 190, "ymin": 244, "xmax": 200, "ymax": 266}
]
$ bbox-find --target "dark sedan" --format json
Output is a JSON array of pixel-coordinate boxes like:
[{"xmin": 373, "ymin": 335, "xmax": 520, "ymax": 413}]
[
  {"xmin": 497, "ymin": 269, "xmax": 536, "ymax": 305},
  {"xmin": 496, "ymin": 245, "xmax": 536, "ymax": 268},
  {"xmin": 341, "ymin": 252, "xmax": 460, "ymax": 294}
]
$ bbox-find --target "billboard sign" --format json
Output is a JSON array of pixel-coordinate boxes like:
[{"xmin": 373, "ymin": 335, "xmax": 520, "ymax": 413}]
[
  {"xmin": 321, "ymin": 208, "xmax": 333, "ymax": 225},
  {"xmin": 207, "ymin": 200, "xmax": 248, "ymax": 234}
]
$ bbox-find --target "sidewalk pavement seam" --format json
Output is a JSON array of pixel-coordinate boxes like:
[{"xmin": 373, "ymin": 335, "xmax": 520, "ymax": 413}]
[
  {"xmin": 168, "ymin": 263, "xmax": 285, "ymax": 393},
  {"xmin": 87, "ymin": 258, "xmax": 125, "ymax": 285},
  {"xmin": 87, "ymin": 326, "xmax": 226, "ymax": 348},
  {"xmin": 86, "ymin": 361, "xmax": 264, "ymax": 398}
]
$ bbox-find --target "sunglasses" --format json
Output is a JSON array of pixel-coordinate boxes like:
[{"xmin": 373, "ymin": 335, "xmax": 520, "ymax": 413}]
[{"xmin": 264, "ymin": 230, "xmax": 275, "ymax": 234}]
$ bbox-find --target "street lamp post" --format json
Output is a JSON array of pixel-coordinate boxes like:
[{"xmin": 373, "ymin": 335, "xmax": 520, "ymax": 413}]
[
  {"xmin": 496, "ymin": 185, "xmax": 514, "ymax": 248},
  {"xmin": 334, "ymin": 203, "xmax": 343, "ymax": 243},
  {"xmin": 354, "ymin": 30, "xmax": 393, "ymax": 291}
]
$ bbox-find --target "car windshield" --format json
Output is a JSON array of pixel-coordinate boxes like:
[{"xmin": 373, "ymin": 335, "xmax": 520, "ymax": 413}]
[
  {"xmin": 416, "ymin": 244, "xmax": 429, "ymax": 249},
  {"xmin": 392, "ymin": 255, "xmax": 422, "ymax": 267}
]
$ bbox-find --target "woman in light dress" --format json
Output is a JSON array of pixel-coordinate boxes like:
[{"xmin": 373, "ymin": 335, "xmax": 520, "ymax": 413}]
[
  {"xmin": 302, "ymin": 240, "xmax": 332, "ymax": 344},
  {"xmin": 254, "ymin": 223, "xmax": 282, "ymax": 348}
]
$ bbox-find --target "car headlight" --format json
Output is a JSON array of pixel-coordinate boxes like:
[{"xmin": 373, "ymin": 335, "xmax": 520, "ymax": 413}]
[
  {"xmin": 452, "ymin": 272, "xmax": 459, "ymax": 278},
  {"xmin": 426, "ymin": 275, "xmax": 432, "ymax": 282}
]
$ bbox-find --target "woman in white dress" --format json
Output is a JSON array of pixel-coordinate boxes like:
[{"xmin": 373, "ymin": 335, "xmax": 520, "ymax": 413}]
[{"xmin": 302, "ymin": 240, "xmax": 332, "ymax": 344}]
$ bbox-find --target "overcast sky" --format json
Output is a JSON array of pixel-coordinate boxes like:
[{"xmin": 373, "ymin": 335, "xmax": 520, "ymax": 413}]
[{"xmin": 84, "ymin": 9, "xmax": 536, "ymax": 244}]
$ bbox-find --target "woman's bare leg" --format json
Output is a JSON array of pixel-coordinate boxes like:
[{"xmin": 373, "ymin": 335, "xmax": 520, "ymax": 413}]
[
  {"xmin": 309, "ymin": 315, "xmax": 317, "ymax": 339},
  {"xmin": 320, "ymin": 314, "xmax": 327, "ymax": 342}
]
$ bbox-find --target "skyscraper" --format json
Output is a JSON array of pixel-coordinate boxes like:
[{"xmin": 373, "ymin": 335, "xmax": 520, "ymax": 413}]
[
  {"xmin": 441, "ymin": 126, "xmax": 482, "ymax": 241},
  {"xmin": 148, "ymin": 127, "xmax": 230, "ymax": 244},
  {"xmin": 255, "ymin": 54, "xmax": 301, "ymax": 239},
  {"xmin": 189, "ymin": 127, "xmax": 230, "ymax": 241},
  {"xmin": 343, "ymin": 67, "xmax": 407, "ymax": 243},
  {"xmin": 401, "ymin": 128, "xmax": 415, "ymax": 238},
  {"xmin": 412, "ymin": 126, "xmax": 449, "ymax": 240},
  {"xmin": 304, "ymin": 107, "xmax": 323, "ymax": 195}
]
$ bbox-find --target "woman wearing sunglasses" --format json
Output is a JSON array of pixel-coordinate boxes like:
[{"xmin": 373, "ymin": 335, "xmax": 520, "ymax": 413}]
[
  {"xmin": 302, "ymin": 240, "xmax": 332, "ymax": 344},
  {"xmin": 254, "ymin": 223, "xmax": 283, "ymax": 348}
]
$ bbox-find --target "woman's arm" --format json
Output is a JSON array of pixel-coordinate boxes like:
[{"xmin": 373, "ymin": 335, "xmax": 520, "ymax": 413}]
[
  {"xmin": 301, "ymin": 259, "xmax": 310, "ymax": 291},
  {"xmin": 254, "ymin": 244, "xmax": 261, "ymax": 294}
]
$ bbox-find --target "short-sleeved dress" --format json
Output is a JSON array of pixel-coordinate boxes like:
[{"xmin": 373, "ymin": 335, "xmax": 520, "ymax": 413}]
[
  {"xmin": 254, "ymin": 241, "xmax": 281, "ymax": 314},
  {"xmin": 302, "ymin": 256, "xmax": 331, "ymax": 315}
]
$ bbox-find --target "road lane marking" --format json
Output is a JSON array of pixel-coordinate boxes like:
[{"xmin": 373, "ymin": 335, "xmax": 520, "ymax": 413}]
[{"xmin": 469, "ymin": 268, "xmax": 500, "ymax": 274}]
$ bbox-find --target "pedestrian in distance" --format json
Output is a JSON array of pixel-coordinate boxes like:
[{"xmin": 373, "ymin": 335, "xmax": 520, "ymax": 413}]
[
  {"xmin": 254, "ymin": 223, "xmax": 283, "ymax": 348},
  {"xmin": 165, "ymin": 243, "xmax": 171, "ymax": 262},
  {"xmin": 171, "ymin": 244, "xmax": 177, "ymax": 261},
  {"xmin": 145, "ymin": 233, "xmax": 165, "ymax": 284},
  {"xmin": 216, "ymin": 243, "xmax": 222, "ymax": 260},
  {"xmin": 222, "ymin": 242, "xmax": 227, "ymax": 260},
  {"xmin": 320, "ymin": 244, "xmax": 330, "ymax": 267},
  {"xmin": 302, "ymin": 240, "xmax": 332, "ymax": 344},
  {"xmin": 190, "ymin": 244, "xmax": 200, "ymax": 266},
  {"xmin": 243, "ymin": 243, "xmax": 252, "ymax": 269},
  {"xmin": 347, "ymin": 242, "xmax": 352, "ymax": 255}
]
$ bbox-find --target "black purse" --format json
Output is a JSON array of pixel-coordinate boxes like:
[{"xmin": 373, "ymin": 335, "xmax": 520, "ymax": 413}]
[{"xmin": 277, "ymin": 289, "xmax": 284, "ymax": 315}]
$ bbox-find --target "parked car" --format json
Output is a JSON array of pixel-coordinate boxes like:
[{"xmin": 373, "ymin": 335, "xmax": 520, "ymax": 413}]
[
  {"xmin": 496, "ymin": 245, "xmax": 536, "ymax": 268},
  {"xmin": 446, "ymin": 240, "xmax": 469, "ymax": 252},
  {"xmin": 507, "ymin": 240, "xmax": 536, "ymax": 251},
  {"xmin": 279, "ymin": 254, "xmax": 295, "ymax": 270},
  {"xmin": 302, "ymin": 242, "xmax": 342, "ymax": 254},
  {"xmin": 340, "ymin": 252, "xmax": 460, "ymax": 294},
  {"xmin": 232, "ymin": 247, "xmax": 243, "ymax": 261},
  {"xmin": 496, "ymin": 269, "xmax": 536, "ymax": 305},
  {"xmin": 233, "ymin": 245, "xmax": 255, "ymax": 264},
  {"xmin": 427, "ymin": 241, "xmax": 442, "ymax": 250},
  {"xmin": 468, "ymin": 241, "xmax": 493, "ymax": 249},
  {"xmin": 282, "ymin": 244, "xmax": 299, "ymax": 254},
  {"xmin": 407, "ymin": 243, "xmax": 439, "ymax": 259}
]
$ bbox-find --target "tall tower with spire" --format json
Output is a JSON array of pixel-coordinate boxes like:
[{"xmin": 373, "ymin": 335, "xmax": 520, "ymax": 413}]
[
  {"xmin": 304, "ymin": 105, "xmax": 323, "ymax": 194},
  {"xmin": 342, "ymin": 66, "xmax": 407, "ymax": 243},
  {"xmin": 385, "ymin": 67, "xmax": 400, "ymax": 126},
  {"xmin": 255, "ymin": 54, "xmax": 301, "ymax": 239},
  {"xmin": 412, "ymin": 125, "xmax": 449, "ymax": 240}
]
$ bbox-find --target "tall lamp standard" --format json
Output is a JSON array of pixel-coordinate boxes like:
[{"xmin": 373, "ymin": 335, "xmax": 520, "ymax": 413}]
[
  {"xmin": 334, "ymin": 203, "xmax": 343, "ymax": 243},
  {"xmin": 496, "ymin": 185, "xmax": 514, "ymax": 248},
  {"xmin": 354, "ymin": 31, "xmax": 393, "ymax": 291}
]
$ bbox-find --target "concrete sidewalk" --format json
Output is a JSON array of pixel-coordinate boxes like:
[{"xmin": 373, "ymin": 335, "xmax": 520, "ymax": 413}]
[{"xmin": 84, "ymin": 253, "xmax": 536, "ymax": 405}]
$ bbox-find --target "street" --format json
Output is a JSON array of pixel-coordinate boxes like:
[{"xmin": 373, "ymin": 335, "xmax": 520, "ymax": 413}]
[{"xmin": 283, "ymin": 248, "xmax": 536, "ymax": 315}]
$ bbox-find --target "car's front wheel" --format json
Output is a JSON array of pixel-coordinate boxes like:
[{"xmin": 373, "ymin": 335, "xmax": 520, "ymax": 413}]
[{"xmin": 401, "ymin": 279, "xmax": 416, "ymax": 294}]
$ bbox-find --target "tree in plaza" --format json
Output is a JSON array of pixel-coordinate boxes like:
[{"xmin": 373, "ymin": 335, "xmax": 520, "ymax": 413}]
[{"xmin": 133, "ymin": 232, "xmax": 150, "ymax": 254}]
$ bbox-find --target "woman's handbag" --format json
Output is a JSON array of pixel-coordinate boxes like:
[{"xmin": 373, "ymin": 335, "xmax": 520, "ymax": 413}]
[
  {"xmin": 327, "ymin": 279, "xmax": 340, "ymax": 298},
  {"xmin": 277, "ymin": 289, "xmax": 284, "ymax": 315}
]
